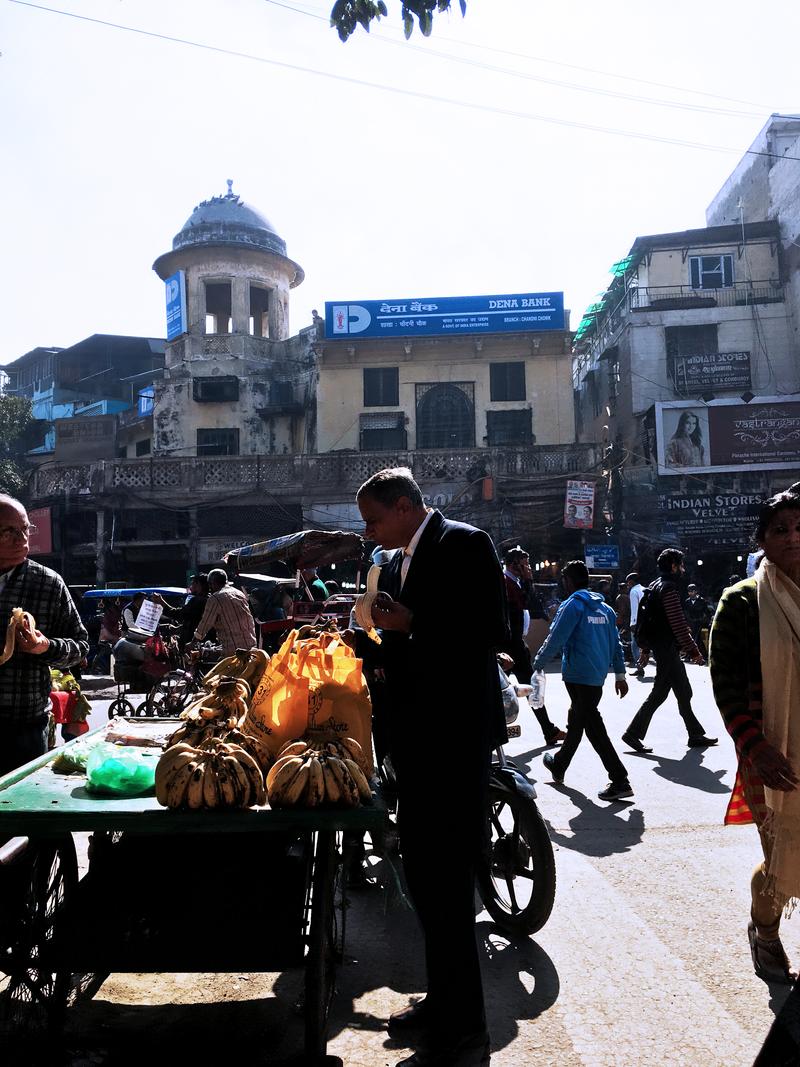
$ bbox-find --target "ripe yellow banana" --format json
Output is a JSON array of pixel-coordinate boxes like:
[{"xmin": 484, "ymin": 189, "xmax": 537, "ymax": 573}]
[
  {"xmin": 327, "ymin": 755, "xmax": 359, "ymax": 807},
  {"xmin": 343, "ymin": 758, "xmax": 372, "ymax": 802},
  {"xmin": 274, "ymin": 760, "xmax": 310, "ymax": 806},
  {"xmin": 228, "ymin": 746, "xmax": 266, "ymax": 805},
  {"xmin": 338, "ymin": 737, "xmax": 368, "ymax": 773},
  {"xmin": 156, "ymin": 750, "xmax": 196, "ymax": 806},
  {"xmin": 266, "ymin": 754, "xmax": 304, "ymax": 795},
  {"xmin": 202, "ymin": 760, "xmax": 221, "ymax": 809},
  {"xmin": 222, "ymin": 755, "xmax": 253, "ymax": 807},
  {"xmin": 320, "ymin": 757, "xmax": 342, "ymax": 805},
  {"xmin": 306, "ymin": 757, "xmax": 325, "ymax": 807},
  {"xmin": 216, "ymin": 766, "xmax": 237, "ymax": 807},
  {"xmin": 185, "ymin": 764, "xmax": 207, "ymax": 809},
  {"xmin": 278, "ymin": 740, "xmax": 309, "ymax": 759}
]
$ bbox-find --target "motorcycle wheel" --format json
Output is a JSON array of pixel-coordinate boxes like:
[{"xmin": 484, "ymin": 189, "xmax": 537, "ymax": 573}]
[{"xmin": 477, "ymin": 783, "xmax": 555, "ymax": 936}]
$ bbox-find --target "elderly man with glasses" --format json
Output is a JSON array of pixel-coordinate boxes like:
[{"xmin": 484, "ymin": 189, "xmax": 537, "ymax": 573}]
[{"xmin": 0, "ymin": 494, "xmax": 88, "ymax": 776}]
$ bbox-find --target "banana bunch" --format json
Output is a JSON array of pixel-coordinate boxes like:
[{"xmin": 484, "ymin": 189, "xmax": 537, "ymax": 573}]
[
  {"xmin": 155, "ymin": 737, "xmax": 266, "ymax": 810},
  {"xmin": 163, "ymin": 720, "xmax": 261, "ymax": 765},
  {"xmin": 203, "ymin": 647, "xmax": 270, "ymax": 690},
  {"xmin": 266, "ymin": 735, "xmax": 372, "ymax": 808},
  {"xmin": 180, "ymin": 676, "xmax": 252, "ymax": 728}
]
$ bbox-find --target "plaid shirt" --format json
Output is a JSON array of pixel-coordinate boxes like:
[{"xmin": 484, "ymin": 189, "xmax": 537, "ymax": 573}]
[
  {"xmin": 0, "ymin": 559, "xmax": 88, "ymax": 724},
  {"xmin": 194, "ymin": 584, "xmax": 256, "ymax": 655}
]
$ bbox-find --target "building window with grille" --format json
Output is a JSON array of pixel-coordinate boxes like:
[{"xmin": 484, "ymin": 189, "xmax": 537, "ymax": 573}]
[
  {"xmin": 689, "ymin": 254, "xmax": 733, "ymax": 290},
  {"xmin": 416, "ymin": 382, "xmax": 475, "ymax": 449},
  {"xmin": 486, "ymin": 409, "xmax": 532, "ymax": 447},
  {"xmin": 489, "ymin": 362, "xmax": 526, "ymax": 401},
  {"xmin": 135, "ymin": 438, "xmax": 151, "ymax": 457},
  {"xmin": 193, "ymin": 377, "xmax": 240, "ymax": 403},
  {"xmin": 197, "ymin": 428, "xmax": 240, "ymax": 456},
  {"xmin": 363, "ymin": 367, "xmax": 399, "ymax": 407},
  {"xmin": 359, "ymin": 412, "xmax": 406, "ymax": 451}
]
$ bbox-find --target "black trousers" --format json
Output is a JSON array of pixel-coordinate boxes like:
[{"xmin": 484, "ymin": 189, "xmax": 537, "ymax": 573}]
[
  {"xmin": 551, "ymin": 682, "xmax": 628, "ymax": 785},
  {"xmin": 0, "ymin": 716, "xmax": 49, "ymax": 778},
  {"xmin": 395, "ymin": 738, "xmax": 489, "ymax": 1040},
  {"xmin": 626, "ymin": 642, "xmax": 706, "ymax": 741}
]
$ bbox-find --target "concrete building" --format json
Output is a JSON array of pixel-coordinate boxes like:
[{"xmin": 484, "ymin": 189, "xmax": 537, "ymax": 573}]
[
  {"xmin": 22, "ymin": 186, "xmax": 598, "ymax": 585},
  {"xmin": 573, "ymin": 216, "xmax": 798, "ymax": 584}
]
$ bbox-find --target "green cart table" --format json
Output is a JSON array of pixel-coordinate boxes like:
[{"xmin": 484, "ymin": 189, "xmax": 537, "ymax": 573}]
[{"xmin": 0, "ymin": 723, "xmax": 386, "ymax": 1063}]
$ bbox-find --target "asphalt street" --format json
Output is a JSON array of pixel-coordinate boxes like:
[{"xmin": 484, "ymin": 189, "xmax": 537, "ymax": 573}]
[{"xmin": 62, "ymin": 667, "xmax": 789, "ymax": 1065}]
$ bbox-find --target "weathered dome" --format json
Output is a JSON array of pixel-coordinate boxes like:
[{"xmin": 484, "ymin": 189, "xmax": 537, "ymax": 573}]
[{"xmin": 173, "ymin": 181, "xmax": 288, "ymax": 257}]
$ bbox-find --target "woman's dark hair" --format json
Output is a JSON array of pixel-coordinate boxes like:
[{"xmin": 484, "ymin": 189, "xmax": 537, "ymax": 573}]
[
  {"xmin": 673, "ymin": 411, "xmax": 703, "ymax": 449},
  {"xmin": 755, "ymin": 489, "xmax": 800, "ymax": 542}
]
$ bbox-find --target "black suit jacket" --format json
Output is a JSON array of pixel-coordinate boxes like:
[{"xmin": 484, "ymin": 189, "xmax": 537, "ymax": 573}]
[{"xmin": 362, "ymin": 510, "xmax": 509, "ymax": 768}]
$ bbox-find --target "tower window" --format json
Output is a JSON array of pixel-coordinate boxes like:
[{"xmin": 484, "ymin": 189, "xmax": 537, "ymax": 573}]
[
  {"xmin": 249, "ymin": 285, "xmax": 271, "ymax": 338},
  {"xmin": 193, "ymin": 377, "xmax": 240, "ymax": 402},
  {"xmin": 204, "ymin": 281, "xmax": 232, "ymax": 334}
]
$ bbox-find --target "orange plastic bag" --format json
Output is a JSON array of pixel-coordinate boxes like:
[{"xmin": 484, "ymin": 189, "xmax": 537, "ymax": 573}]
[{"xmin": 241, "ymin": 630, "xmax": 374, "ymax": 773}]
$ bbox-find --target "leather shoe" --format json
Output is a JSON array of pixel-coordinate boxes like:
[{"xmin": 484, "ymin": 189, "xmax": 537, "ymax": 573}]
[
  {"xmin": 687, "ymin": 735, "xmax": 718, "ymax": 747},
  {"xmin": 546, "ymin": 729, "xmax": 567, "ymax": 744},
  {"xmin": 388, "ymin": 999, "xmax": 435, "ymax": 1042},
  {"xmin": 543, "ymin": 750, "xmax": 564, "ymax": 783},
  {"xmin": 622, "ymin": 731, "xmax": 652, "ymax": 753},
  {"xmin": 396, "ymin": 1029, "xmax": 491, "ymax": 1066}
]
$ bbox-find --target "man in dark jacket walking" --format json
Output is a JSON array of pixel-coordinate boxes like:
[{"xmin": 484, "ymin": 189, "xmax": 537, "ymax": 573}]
[
  {"xmin": 623, "ymin": 548, "xmax": 717, "ymax": 753},
  {"xmin": 354, "ymin": 467, "xmax": 508, "ymax": 1067},
  {"xmin": 532, "ymin": 560, "xmax": 631, "ymax": 801},
  {"xmin": 501, "ymin": 546, "xmax": 565, "ymax": 744}
]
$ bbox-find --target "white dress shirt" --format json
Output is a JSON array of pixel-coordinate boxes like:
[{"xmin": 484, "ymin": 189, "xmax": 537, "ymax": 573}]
[{"xmin": 400, "ymin": 509, "xmax": 434, "ymax": 590}]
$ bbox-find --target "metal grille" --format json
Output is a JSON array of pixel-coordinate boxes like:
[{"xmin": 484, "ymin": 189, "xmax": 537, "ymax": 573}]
[
  {"xmin": 415, "ymin": 382, "xmax": 475, "ymax": 449},
  {"xmin": 202, "ymin": 336, "xmax": 233, "ymax": 355}
]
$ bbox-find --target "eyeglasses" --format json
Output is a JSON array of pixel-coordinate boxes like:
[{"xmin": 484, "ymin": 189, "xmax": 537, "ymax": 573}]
[{"xmin": 0, "ymin": 525, "xmax": 36, "ymax": 541}]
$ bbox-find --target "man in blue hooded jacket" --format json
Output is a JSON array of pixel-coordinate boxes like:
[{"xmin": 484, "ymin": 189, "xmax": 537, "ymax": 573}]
[{"xmin": 532, "ymin": 560, "xmax": 632, "ymax": 801}]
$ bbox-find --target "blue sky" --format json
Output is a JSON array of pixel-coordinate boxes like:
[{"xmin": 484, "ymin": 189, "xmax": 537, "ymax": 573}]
[{"xmin": 2, "ymin": 0, "xmax": 798, "ymax": 358}]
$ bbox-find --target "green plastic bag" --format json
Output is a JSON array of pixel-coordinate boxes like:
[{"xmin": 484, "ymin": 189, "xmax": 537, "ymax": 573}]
[{"xmin": 85, "ymin": 743, "xmax": 158, "ymax": 796}]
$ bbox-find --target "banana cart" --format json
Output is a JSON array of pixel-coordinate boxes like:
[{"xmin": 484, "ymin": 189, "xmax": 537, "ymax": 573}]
[{"xmin": 0, "ymin": 720, "xmax": 385, "ymax": 1063}]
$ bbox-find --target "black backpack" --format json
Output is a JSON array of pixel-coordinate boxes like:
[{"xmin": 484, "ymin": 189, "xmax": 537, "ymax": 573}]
[{"xmin": 634, "ymin": 582, "xmax": 670, "ymax": 647}]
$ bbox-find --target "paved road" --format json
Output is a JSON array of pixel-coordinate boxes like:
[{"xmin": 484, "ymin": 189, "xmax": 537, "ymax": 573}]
[{"xmin": 62, "ymin": 667, "xmax": 790, "ymax": 1065}]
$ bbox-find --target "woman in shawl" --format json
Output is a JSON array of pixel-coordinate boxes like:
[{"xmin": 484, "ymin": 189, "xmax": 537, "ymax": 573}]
[
  {"xmin": 665, "ymin": 411, "xmax": 705, "ymax": 467},
  {"xmin": 709, "ymin": 489, "xmax": 800, "ymax": 983}
]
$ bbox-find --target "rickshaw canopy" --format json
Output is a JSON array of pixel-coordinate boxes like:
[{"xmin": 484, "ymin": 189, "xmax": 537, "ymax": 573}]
[
  {"xmin": 224, "ymin": 530, "xmax": 365, "ymax": 573},
  {"xmin": 82, "ymin": 587, "xmax": 187, "ymax": 600}
]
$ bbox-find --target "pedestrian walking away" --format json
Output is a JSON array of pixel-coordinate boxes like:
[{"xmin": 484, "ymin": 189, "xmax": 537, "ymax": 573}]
[
  {"xmin": 626, "ymin": 572, "xmax": 645, "ymax": 678},
  {"xmin": 351, "ymin": 467, "xmax": 507, "ymax": 1066},
  {"xmin": 684, "ymin": 583, "xmax": 711, "ymax": 657},
  {"xmin": 709, "ymin": 488, "xmax": 800, "ymax": 986},
  {"xmin": 193, "ymin": 568, "xmax": 257, "ymax": 656},
  {"xmin": 623, "ymin": 548, "xmax": 717, "ymax": 754},
  {"xmin": 0, "ymin": 493, "xmax": 89, "ymax": 777},
  {"xmin": 500, "ymin": 545, "xmax": 565, "ymax": 745},
  {"xmin": 531, "ymin": 559, "xmax": 632, "ymax": 802}
]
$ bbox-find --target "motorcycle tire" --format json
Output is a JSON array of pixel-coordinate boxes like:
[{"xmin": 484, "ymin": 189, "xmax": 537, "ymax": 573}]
[{"xmin": 477, "ymin": 782, "xmax": 556, "ymax": 936}]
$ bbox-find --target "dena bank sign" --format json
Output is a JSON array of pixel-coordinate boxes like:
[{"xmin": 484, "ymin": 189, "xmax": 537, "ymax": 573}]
[{"xmin": 325, "ymin": 292, "xmax": 565, "ymax": 339}]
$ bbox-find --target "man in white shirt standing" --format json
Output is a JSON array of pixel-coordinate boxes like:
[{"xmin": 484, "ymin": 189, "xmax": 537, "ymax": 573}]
[{"xmin": 627, "ymin": 572, "xmax": 645, "ymax": 678}]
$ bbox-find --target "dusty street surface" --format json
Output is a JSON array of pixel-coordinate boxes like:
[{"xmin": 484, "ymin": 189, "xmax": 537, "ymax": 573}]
[{"xmin": 25, "ymin": 668, "xmax": 795, "ymax": 1064}]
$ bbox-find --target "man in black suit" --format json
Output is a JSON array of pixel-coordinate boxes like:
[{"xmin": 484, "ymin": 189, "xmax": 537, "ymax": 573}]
[{"xmin": 354, "ymin": 467, "xmax": 508, "ymax": 1067}]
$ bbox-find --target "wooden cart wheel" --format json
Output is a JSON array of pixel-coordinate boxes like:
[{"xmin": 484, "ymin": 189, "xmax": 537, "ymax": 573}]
[
  {"xmin": 0, "ymin": 834, "xmax": 77, "ymax": 1040},
  {"xmin": 304, "ymin": 830, "xmax": 341, "ymax": 1060}
]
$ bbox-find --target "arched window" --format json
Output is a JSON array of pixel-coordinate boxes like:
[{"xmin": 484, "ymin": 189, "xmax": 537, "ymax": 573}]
[{"xmin": 416, "ymin": 383, "xmax": 475, "ymax": 449}]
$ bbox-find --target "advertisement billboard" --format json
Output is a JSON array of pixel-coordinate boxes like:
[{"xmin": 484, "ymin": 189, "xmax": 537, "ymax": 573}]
[
  {"xmin": 325, "ymin": 292, "xmax": 564, "ymax": 340},
  {"xmin": 656, "ymin": 491, "xmax": 762, "ymax": 546},
  {"xmin": 165, "ymin": 270, "xmax": 187, "ymax": 341},
  {"xmin": 28, "ymin": 507, "xmax": 52, "ymax": 556},
  {"xmin": 656, "ymin": 397, "xmax": 800, "ymax": 475},
  {"xmin": 564, "ymin": 480, "xmax": 595, "ymax": 529},
  {"xmin": 585, "ymin": 543, "xmax": 620, "ymax": 569},
  {"xmin": 672, "ymin": 351, "xmax": 751, "ymax": 392}
]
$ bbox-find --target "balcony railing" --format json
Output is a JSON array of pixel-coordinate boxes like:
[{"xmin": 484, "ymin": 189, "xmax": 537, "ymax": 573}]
[
  {"xmin": 31, "ymin": 444, "xmax": 599, "ymax": 500},
  {"xmin": 629, "ymin": 280, "xmax": 783, "ymax": 312}
]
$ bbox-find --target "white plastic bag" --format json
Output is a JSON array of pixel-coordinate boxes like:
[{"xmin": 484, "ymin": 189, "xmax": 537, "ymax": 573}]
[{"xmin": 529, "ymin": 669, "xmax": 546, "ymax": 709}]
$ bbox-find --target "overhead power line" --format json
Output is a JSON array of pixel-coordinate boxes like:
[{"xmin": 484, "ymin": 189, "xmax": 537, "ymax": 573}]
[
  {"xmin": 9, "ymin": 0, "xmax": 800, "ymax": 162},
  {"xmin": 262, "ymin": 0, "xmax": 767, "ymax": 120}
]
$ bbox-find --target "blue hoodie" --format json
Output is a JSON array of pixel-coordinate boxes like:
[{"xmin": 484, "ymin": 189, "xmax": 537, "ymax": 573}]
[{"xmin": 531, "ymin": 588, "xmax": 626, "ymax": 686}]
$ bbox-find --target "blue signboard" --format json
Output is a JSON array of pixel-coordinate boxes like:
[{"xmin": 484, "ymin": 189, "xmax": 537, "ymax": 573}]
[
  {"xmin": 165, "ymin": 270, "xmax": 187, "ymax": 341},
  {"xmin": 324, "ymin": 292, "xmax": 564, "ymax": 339},
  {"xmin": 585, "ymin": 544, "xmax": 620, "ymax": 570}
]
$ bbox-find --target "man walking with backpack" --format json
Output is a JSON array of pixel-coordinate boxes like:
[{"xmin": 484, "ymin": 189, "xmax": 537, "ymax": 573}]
[
  {"xmin": 532, "ymin": 560, "xmax": 632, "ymax": 802},
  {"xmin": 622, "ymin": 548, "xmax": 717, "ymax": 753}
]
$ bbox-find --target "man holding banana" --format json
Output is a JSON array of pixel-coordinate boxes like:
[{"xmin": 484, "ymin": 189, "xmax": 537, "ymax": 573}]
[
  {"xmin": 0, "ymin": 494, "xmax": 88, "ymax": 775},
  {"xmin": 352, "ymin": 467, "xmax": 508, "ymax": 1067}
]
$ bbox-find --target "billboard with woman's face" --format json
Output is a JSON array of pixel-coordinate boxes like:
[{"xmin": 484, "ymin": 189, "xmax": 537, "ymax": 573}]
[{"xmin": 656, "ymin": 398, "xmax": 800, "ymax": 475}]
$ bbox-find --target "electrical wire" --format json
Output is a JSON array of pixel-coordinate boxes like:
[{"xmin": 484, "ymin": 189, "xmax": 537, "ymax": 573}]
[
  {"xmin": 9, "ymin": 1, "xmax": 800, "ymax": 162},
  {"xmin": 262, "ymin": 0, "xmax": 779, "ymax": 112},
  {"xmin": 261, "ymin": 0, "xmax": 765, "ymax": 120}
]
